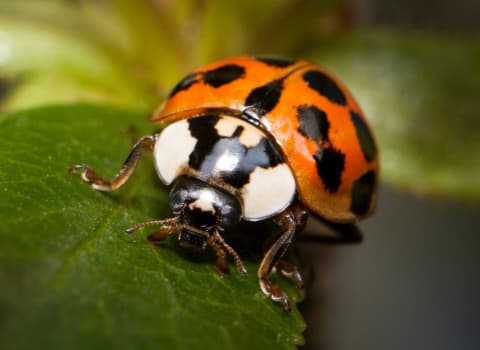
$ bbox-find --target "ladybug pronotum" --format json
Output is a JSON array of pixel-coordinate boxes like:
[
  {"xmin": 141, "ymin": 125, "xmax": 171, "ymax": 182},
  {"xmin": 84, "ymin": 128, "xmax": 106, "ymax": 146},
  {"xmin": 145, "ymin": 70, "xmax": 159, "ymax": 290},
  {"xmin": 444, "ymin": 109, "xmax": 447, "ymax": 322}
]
[{"xmin": 71, "ymin": 56, "xmax": 378, "ymax": 311}]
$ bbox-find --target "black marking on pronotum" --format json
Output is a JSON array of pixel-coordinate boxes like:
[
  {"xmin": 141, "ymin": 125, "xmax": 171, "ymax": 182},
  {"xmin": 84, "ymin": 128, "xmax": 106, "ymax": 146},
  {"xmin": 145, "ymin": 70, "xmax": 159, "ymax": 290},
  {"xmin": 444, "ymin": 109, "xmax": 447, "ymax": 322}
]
[
  {"xmin": 350, "ymin": 111, "xmax": 377, "ymax": 162},
  {"xmin": 168, "ymin": 73, "xmax": 198, "ymax": 98},
  {"xmin": 245, "ymin": 79, "xmax": 283, "ymax": 117},
  {"xmin": 303, "ymin": 70, "xmax": 347, "ymax": 106},
  {"xmin": 219, "ymin": 137, "xmax": 284, "ymax": 188},
  {"xmin": 187, "ymin": 115, "xmax": 221, "ymax": 170},
  {"xmin": 187, "ymin": 115, "xmax": 284, "ymax": 189},
  {"xmin": 253, "ymin": 56, "xmax": 296, "ymax": 67},
  {"xmin": 231, "ymin": 125, "xmax": 244, "ymax": 138},
  {"xmin": 350, "ymin": 170, "xmax": 376, "ymax": 216},
  {"xmin": 297, "ymin": 105, "xmax": 330, "ymax": 142},
  {"xmin": 314, "ymin": 147, "xmax": 345, "ymax": 193},
  {"xmin": 203, "ymin": 64, "xmax": 246, "ymax": 88}
]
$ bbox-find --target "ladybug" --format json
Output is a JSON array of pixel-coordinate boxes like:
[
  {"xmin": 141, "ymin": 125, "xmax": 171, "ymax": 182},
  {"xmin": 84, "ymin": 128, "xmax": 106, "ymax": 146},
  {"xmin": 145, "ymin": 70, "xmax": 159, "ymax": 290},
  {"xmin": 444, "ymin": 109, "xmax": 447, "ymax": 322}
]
[{"xmin": 70, "ymin": 56, "xmax": 378, "ymax": 311}]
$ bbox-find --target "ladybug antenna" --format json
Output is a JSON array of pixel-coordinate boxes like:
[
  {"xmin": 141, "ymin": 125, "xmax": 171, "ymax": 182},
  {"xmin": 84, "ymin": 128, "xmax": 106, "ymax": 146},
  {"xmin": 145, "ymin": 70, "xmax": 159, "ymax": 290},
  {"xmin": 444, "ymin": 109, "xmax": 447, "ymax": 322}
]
[{"xmin": 125, "ymin": 217, "xmax": 180, "ymax": 234}]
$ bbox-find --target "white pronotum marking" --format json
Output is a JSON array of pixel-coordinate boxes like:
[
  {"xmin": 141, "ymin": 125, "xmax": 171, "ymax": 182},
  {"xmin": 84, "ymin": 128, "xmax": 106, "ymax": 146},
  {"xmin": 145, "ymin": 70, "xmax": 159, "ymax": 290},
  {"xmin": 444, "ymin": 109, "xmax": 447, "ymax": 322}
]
[
  {"xmin": 215, "ymin": 116, "xmax": 263, "ymax": 147},
  {"xmin": 242, "ymin": 164, "xmax": 296, "ymax": 220},
  {"xmin": 239, "ymin": 129, "xmax": 263, "ymax": 148},
  {"xmin": 154, "ymin": 120, "xmax": 197, "ymax": 184},
  {"xmin": 215, "ymin": 117, "xmax": 238, "ymax": 138},
  {"xmin": 188, "ymin": 190, "xmax": 216, "ymax": 213}
]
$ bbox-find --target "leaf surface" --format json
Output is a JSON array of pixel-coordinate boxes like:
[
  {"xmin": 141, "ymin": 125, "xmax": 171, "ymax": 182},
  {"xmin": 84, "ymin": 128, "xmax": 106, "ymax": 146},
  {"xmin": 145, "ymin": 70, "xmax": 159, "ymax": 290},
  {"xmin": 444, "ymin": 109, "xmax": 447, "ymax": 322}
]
[{"xmin": 0, "ymin": 104, "xmax": 305, "ymax": 350}]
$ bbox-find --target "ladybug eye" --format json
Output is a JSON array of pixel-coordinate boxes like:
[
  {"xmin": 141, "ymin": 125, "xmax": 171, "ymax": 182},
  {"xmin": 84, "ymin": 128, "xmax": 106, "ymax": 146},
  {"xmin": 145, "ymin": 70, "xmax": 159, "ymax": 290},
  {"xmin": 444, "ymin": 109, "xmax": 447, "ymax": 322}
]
[{"xmin": 169, "ymin": 189, "xmax": 188, "ymax": 214}]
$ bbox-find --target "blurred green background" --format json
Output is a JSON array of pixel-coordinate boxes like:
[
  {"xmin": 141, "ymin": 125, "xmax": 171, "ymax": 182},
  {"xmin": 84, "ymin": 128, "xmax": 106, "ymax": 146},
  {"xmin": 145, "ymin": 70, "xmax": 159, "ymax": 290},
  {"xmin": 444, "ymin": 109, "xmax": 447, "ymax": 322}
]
[{"xmin": 0, "ymin": 1, "xmax": 479, "ymax": 350}]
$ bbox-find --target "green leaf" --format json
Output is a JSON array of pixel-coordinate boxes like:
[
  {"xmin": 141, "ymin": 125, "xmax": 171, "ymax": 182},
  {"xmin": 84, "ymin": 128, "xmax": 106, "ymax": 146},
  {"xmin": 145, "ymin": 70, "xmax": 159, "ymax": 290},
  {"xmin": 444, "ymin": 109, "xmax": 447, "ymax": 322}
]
[
  {"xmin": 0, "ymin": 104, "xmax": 304, "ymax": 350},
  {"xmin": 309, "ymin": 31, "xmax": 480, "ymax": 200}
]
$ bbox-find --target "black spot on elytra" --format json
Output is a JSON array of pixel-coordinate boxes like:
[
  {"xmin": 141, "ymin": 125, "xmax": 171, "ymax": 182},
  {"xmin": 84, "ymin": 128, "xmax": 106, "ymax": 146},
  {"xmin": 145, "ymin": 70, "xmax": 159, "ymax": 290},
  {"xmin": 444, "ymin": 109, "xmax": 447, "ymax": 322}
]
[
  {"xmin": 203, "ymin": 64, "xmax": 245, "ymax": 88},
  {"xmin": 245, "ymin": 79, "xmax": 283, "ymax": 116},
  {"xmin": 350, "ymin": 111, "xmax": 376, "ymax": 162},
  {"xmin": 253, "ymin": 56, "xmax": 296, "ymax": 67},
  {"xmin": 187, "ymin": 116, "xmax": 284, "ymax": 189},
  {"xmin": 168, "ymin": 73, "xmax": 198, "ymax": 97},
  {"xmin": 303, "ymin": 70, "xmax": 347, "ymax": 106},
  {"xmin": 297, "ymin": 105, "xmax": 330, "ymax": 142},
  {"xmin": 350, "ymin": 170, "xmax": 376, "ymax": 216},
  {"xmin": 314, "ymin": 147, "xmax": 345, "ymax": 193},
  {"xmin": 168, "ymin": 64, "xmax": 245, "ymax": 98}
]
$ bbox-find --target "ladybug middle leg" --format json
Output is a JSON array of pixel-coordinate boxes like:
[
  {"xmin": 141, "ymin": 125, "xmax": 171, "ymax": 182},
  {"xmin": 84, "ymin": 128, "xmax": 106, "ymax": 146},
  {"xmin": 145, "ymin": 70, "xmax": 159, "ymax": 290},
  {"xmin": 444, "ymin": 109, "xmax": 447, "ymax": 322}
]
[{"xmin": 258, "ymin": 204, "xmax": 307, "ymax": 311}]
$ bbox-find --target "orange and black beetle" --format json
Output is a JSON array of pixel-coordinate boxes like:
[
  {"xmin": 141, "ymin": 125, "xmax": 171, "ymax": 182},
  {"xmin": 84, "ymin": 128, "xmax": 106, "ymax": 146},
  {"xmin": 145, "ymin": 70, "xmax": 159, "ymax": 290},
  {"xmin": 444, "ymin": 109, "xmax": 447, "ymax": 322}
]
[{"xmin": 71, "ymin": 56, "xmax": 378, "ymax": 311}]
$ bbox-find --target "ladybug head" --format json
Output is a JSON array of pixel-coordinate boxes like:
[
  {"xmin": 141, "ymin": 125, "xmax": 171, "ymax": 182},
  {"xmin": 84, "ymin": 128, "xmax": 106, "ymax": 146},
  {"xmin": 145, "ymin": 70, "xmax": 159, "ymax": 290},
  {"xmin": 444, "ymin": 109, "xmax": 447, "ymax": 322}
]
[{"xmin": 169, "ymin": 176, "xmax": 242, "ymax": 250}]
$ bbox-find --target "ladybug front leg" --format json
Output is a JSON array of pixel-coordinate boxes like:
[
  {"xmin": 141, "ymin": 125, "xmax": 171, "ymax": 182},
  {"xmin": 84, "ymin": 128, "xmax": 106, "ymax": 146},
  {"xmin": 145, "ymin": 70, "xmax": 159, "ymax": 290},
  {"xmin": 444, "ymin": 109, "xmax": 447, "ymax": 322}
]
[
  {"xmin": 210, "ymin": 240, "xmax": 230, "ymax": 276},
  {"xmin": 69, "ymin": 135, "xmax": 156, "ymax": 191},
  {"xmin": 208, "ymin": 231, "xmax": 247, "ymax": 276},
  {"xmin": 258, "ymin": 209, "xmax": 298, "ymax": 312},
  {"xmin": 276, "ymin": 204, "xmax": 307, "ymax": 288},
  {"xmin": 276, "ymin": 259, "xmax": 304, "ymax": 289}
]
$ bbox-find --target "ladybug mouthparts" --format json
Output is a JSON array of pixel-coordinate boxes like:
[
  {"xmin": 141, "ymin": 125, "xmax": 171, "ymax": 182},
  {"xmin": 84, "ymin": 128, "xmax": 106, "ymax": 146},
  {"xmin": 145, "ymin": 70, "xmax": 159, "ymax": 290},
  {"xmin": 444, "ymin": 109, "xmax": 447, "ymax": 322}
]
[{"xmin": 178, "ymin": 225, "xmax": 209, "ymax": 250}]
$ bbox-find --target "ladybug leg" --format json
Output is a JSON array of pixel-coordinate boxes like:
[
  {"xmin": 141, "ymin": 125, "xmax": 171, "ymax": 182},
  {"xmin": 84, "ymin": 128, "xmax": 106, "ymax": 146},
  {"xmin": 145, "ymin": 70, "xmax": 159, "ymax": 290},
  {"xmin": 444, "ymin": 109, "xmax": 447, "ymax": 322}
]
[
  {"xmin": 261, "ymin": 204, "xmax": 306, "ymax": 290},
  {"xmin": 69, "ymin": 135, "xmax": 156, "ymax": 191},
  {"xmin": 275, "ymin": 204, "xmax": 307, "ymax": 288},
  {"xmin": 147, "ymin": 229, "xmax": 173, "ymax": 245},
  {"xmin": 292, "ymin": 203, "xmax": 309, "ymax": 232},
  {"xmin": 125, "ymin": 217, "xmax": 181, "ymax": 244},
  {"xmin": 210, "ymin": 242, "xmax": 230, "ymax": 276},
  {"xmin": 276, "ymin": 259, "xmax": 304, "ymax": 289},
  {"xmin": 258, "ymin": 209, "xmax": 297, "ymax": 312},
  {"xmin": 208, "ymin": 231, "xmax": 247, "ymax": 276}
]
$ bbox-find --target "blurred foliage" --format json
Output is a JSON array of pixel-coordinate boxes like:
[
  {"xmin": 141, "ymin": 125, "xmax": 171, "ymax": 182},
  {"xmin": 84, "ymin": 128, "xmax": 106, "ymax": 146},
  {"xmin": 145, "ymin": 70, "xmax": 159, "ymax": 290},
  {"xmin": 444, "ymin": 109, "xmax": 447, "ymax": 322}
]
[{"xmin": 0, "ymin": 0, "xmax": 479, "ymax": 349}]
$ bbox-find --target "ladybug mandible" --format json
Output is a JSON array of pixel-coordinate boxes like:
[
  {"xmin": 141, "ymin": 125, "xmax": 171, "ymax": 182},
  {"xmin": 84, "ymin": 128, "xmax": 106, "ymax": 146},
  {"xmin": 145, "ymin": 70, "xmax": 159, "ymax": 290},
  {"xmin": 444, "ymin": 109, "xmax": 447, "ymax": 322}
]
[{"xmin": 71, "ymin": 56, "xmax": 378, "ymax": 311}]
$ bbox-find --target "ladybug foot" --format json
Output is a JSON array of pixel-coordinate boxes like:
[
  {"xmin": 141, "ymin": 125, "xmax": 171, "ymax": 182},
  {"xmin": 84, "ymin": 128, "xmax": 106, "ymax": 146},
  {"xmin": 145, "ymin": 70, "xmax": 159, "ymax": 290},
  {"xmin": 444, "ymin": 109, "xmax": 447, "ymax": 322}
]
[
  {"xmin": 277, "ymin": 260, "xmax": 304, "ymax": 289},
  {"xmin": 69, "ymin": 164, "xmax": 112, "ymax": 191},
  {"xmin": 214, "ymin": 260, "xmax": 230, "ymax": 276},
  {"xmin": 259, "ymin": 278, "xmax": 290, "ymax": 312}
]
